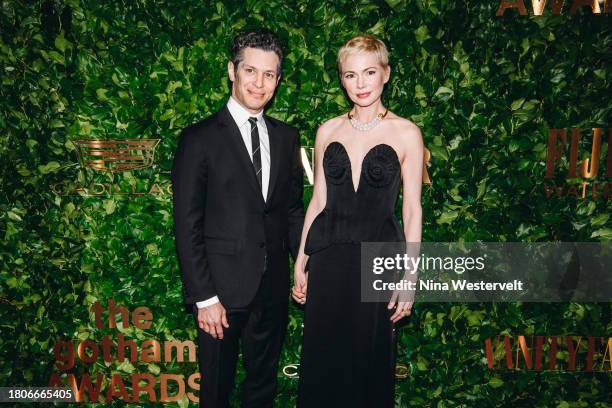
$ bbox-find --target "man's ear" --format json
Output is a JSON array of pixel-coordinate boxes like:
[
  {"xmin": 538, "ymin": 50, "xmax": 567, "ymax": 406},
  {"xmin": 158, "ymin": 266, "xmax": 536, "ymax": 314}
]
[{"xmin": 228, "ymin": 61, "xmax": 236, "ymax": 82}]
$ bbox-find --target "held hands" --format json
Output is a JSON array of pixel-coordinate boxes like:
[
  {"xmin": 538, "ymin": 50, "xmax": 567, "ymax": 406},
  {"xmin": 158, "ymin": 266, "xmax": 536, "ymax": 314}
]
[
  {"xmin": 292, "ymin": 255, "xmax": 308, "ymax": 304},
  {"xmin": 197, "ymin": 302, "xmax": 229, "ymax": 339}
]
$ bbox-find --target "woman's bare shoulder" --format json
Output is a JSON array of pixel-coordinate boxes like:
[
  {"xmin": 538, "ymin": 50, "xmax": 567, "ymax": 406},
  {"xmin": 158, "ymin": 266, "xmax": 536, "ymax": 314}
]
[
  {"xmin": 382, "ymin": 114, "xmax": 423, "ymax": 159},
  {"xmin": 316, "ymin": 114, "xmax": 347, "ymax": 145},
  {"xmin": 386, "ymin": 113, "xmax": 420, "ymax": 133},
  {"xmin": 387, "ymin": 114, "xmax": 423, "ymax": 145},
  {"xmin": 319, "ymin": 115, "xmax": 346, "ymax": 134}
]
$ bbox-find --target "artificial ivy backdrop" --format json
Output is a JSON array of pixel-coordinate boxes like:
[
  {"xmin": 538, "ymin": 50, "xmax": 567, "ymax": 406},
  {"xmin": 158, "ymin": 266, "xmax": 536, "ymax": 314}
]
[{"xmin": 1, "ymin": 0, "xmax": 611, "ymax": 407}]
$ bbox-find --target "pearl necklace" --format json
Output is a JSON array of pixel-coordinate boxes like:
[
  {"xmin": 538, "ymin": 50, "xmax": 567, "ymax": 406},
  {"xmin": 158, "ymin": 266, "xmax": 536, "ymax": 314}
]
[{"xmin": 348, "ymin": 108, "xmax": 389, "ymax": 132}]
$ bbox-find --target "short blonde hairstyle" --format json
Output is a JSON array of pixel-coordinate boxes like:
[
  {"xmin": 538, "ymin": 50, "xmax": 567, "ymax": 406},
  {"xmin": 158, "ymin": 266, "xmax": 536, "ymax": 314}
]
[{"xmin": 337, "ymin": 34, "xmax": 389, "ymax": 72}]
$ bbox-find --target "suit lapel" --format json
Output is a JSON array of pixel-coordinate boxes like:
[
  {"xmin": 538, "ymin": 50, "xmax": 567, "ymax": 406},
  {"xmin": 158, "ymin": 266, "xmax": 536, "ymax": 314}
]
[
  {"xmin": 265, "ymin": 115, "xmax": 280, "ymax": 203},
  {"xmin": 217, "ymin": 106, "xmax": 265, "ymax": 203}
]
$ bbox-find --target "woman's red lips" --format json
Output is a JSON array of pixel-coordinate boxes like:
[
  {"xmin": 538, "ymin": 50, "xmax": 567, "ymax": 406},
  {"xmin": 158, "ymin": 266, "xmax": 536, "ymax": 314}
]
[{"xmin": 356, "ymin": 92, "xmax": 371, "ymax": 98}]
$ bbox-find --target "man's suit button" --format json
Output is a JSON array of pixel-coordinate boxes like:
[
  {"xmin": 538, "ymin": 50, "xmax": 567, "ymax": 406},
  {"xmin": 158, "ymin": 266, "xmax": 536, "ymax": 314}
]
[
  {"xmin": 259, "ymin": 242, "xmax": 265, "ymax": 248},
  {"xmin": 263, "ymin": 210, "xmax": 269, "ymax": 217}
]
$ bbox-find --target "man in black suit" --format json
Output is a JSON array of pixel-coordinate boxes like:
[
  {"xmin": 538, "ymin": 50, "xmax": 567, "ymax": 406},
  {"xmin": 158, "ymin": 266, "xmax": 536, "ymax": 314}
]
[{"xmin": 171, "ymin": 29, "xmax": 304, "ymax": 407}]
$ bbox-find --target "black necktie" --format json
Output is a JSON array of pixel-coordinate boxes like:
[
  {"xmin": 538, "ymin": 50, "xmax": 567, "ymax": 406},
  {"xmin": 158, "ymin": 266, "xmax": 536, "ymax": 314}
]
[{"xmin": 248, "ymin": 117, "xmax": 262, "ymax": 189}]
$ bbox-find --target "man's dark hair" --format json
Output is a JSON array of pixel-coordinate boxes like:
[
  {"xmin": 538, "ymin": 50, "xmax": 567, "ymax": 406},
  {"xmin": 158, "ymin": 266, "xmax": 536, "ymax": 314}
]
[{"xmin": 231, "ymin": 29, "xmax": 283, "ymax": 75}]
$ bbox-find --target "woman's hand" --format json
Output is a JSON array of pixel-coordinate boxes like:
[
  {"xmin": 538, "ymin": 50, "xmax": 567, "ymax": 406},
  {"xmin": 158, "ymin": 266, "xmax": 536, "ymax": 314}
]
[
  {"xmin": 388, "ymin": 288, "xmax": 414, "ymax": 323},
  {"xmin": 292, "ymin": 255, "xmax": 308, "ymax": 304}
]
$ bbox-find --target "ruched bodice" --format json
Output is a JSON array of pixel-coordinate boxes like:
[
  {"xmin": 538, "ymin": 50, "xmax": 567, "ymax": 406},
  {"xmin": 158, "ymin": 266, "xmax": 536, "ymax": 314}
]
[{"xmin": 304, "ymin": 141, "xmax": 404, "ymax": 255}]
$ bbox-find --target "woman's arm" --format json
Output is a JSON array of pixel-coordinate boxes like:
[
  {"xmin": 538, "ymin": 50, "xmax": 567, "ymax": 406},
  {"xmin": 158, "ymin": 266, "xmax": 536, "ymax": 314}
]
[
  {"xmin": 389, "ymin": 122, "xmax": 424, "ymax": 322},
  {"xmin": 292, "ymin": 124, "xmax": 330, "ymax": 304},
  {"xmin": 401, "ymin": 125, "xmax": 424, "ymax": 244}
]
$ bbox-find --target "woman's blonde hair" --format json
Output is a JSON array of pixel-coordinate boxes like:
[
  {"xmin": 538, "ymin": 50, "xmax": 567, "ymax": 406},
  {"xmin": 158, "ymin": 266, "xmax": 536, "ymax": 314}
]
[{"xmin": 337, "ymin": 34, "xmax": 389, "ymax": 72}]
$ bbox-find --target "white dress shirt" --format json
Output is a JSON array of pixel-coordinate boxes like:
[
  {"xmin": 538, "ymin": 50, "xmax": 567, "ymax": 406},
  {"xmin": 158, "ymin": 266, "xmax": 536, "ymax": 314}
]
[{"xmin": 196, "ymin": 96, "xmax": 271, "ymax": 309}]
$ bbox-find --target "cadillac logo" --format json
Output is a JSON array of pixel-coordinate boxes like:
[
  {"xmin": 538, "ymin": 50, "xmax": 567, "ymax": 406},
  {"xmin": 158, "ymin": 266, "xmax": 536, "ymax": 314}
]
[{"xmin": 74, "ymin": 139, "xmax": 160, "ymax": 172}]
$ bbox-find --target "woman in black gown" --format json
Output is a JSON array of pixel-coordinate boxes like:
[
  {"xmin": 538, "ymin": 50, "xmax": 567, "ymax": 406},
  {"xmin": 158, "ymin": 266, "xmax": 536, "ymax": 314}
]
[{"xmin": 292, "ymin": 35, "xmax": 424, "ymax": 407}]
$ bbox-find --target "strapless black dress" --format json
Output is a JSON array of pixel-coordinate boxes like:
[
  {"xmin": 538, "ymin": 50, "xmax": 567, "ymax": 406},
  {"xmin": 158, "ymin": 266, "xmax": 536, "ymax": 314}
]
[{"xmin": 297, "ymin": 141, "xmax": 405, "ymax": 408}]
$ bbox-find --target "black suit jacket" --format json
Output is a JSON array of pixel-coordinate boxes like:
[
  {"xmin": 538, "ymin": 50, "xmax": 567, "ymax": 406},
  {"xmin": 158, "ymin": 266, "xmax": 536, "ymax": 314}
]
[{"xmin": 171, "ymin": 105, "xmax": 305, "ymax": 309}]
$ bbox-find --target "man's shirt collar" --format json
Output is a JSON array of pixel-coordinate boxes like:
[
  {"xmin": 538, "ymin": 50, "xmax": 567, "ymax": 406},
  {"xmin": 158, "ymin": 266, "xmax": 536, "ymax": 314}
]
[{"xmin": 226, "ymin": 96, "xmax": 264, "ymax": 128}]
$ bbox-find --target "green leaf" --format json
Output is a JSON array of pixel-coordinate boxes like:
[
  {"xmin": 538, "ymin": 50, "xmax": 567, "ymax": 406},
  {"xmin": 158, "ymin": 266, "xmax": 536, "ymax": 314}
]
[
  {"xmin": 590, "ymin": 213, "xmax": 609, "ymax": 227},
  {"xmin": 54, "ymin": 33, "xmax": 72, "ymax": 53},
  {"xmin": 7, "ymin": 210, "xmax": 23, "ymax": 222},
  {"xmin": 415, "ymin": 84, "xmax": 426, "ymax": 100},
  {"xmin": 416, "ymin": 356, "xmax": 428, "ymax": 371},
  {"xmin": 590, "ymin": 228, "xmax": 612, "ymax": 240},
  {"xmin": 47, "ymin": 50, "xmax": 65, "ymax": 65},
  {"xmin": 38, "ymin": 162, "xmax": 61, "ymax": 174},
  {"xmin": 477, "ymin": 180, "xmax": 486, "ymax": 199},
  {"xmin": 434, "ymin": 86, "xmax": 453, "ymax": 97},
  {"xmin": 96, "ymin": 88, "xmax": 109, "ymax": 100},
  {"xmin": 6, "ymin": 276, "xmax": 18, "ymax": 288},
  {"xmin": 64, "ymin": 202, "xmax": 75, "ymax": 215},
  {"xmin": 145, "ymin": 243, "xmax": 159, "ymax": 256},
  {"xmin": 434, "ymin": 86, "xmax": 454, "ymax": 101},
  {"xmin": 415, "ymin": 26, "xmax": 429, "ymax": 43},
  {"xmin": 49, "ymin": 119, "xmax": 64, "ymax": 128},
  {"xmin": 510, "ymin": 98, "xmax": 525, "ymax": 111},
  {"xmin": 178, "ymin": 395, "xmax": 190, "ymax": 408},
  {"xmin": 103, "ymin": 199, "xmax": 116, "ymax": 215},
  {"xmin": 147, "ymin": 364, "xmax": 161, "ymax": 375},
  {"xmin": 488, "ymin": 377, "xmax": 504, "ymax": 388},
  {"xmin": 384, "ymin": 0, "xmax": 405, "ymax": 10},
  {"xmin": 117, "ymin": 360, "xmax": 135, "ymax": 373},
  {"xmin": 437, "ymin": 211, "xmax": 458, "ymax": 225}
]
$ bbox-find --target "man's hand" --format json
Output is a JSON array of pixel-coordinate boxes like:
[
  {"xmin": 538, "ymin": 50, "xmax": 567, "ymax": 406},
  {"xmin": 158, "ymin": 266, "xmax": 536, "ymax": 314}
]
[{"xmin": 197, "ymin": 302, "xmax": 229, "ymax": 339}]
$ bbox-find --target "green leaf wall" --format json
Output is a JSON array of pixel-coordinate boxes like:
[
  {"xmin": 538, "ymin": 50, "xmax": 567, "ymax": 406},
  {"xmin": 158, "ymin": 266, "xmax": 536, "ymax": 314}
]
[{"xmin": 1, "ymin": 0, "xmax": 610, "ymax": 407}]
